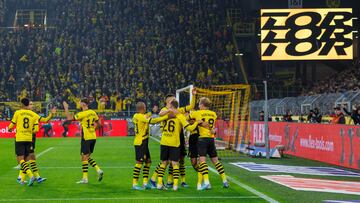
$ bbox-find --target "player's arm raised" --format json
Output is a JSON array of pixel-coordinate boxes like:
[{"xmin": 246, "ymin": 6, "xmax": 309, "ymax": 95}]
[
  {"xmin": 39, "ymin": 106, "xmax": 57, "ymax": 123},
  {"xmin": 63, "ymin": 101, "xmax": 75, "ymax": 121},
  {"xmin": 179, "ymin": 87, "xmax": 197, "ymax": 114}
]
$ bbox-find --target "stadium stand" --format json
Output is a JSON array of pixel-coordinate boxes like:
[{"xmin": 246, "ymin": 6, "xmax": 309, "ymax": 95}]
[{"xmin": 0, "ymin": 0, "xmax": 239, "ymax": 110}]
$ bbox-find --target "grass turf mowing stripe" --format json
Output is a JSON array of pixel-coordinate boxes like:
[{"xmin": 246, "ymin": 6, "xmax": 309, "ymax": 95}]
[
  {"xmin": 13, "ymin": 147, "xmax": 55, "ymax": 169},
  {"xmin": 0, "ymin": 196, "xmax": 261, "ymax": 201},
  {"xmin": 149, "ymin": 136, "xmax": 279, "ymax": 203}
]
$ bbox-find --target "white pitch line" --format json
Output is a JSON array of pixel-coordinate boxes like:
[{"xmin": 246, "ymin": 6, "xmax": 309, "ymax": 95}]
[
  {"xmin": 13, "ymin": 147, "xmax": 55, "ymax": 169},
  {"xmin": 0, "ymin": 196, "xmax": 260, "ymax": 202},
  {"xmin": 150, "ymin": 136, "xmax": 278, "ymax": 203}
]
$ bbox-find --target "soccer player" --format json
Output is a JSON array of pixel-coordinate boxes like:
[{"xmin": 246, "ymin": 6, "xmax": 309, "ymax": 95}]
[
  {"xmin": 189, "ymin": 97, "xmax": 229, "ymax": 190},
  {"xmin": 16, "ymin": 101, "xmax": 57, "ymax": 184},
  {"xmin": 156, "ymin": 100, "xmax": 202, "ymax": 191},
  {"xmin": 63, "ymin": 99, "xmax": 103, "ymax": 184},
  {"xmin": 131, "ymin": 102, "xmax": 173, "ymax": 190},
  {"xmin": 8, "ymin": 98, "xmax": 39, "ymax": 186},
  {"xmin": 151, "ymin": 88, "xmax": 197, "ymax": 188}
]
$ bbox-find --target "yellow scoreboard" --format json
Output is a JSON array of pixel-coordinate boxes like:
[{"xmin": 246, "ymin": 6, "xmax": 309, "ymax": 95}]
[{"xmin": 260, "ymin": 8, "xmax": 353, "ymax": 60}]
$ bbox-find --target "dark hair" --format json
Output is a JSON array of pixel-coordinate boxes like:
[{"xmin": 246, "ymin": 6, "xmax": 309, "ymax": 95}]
[
  {"xmin": 165, "ymin": 94, "xmax": 175, "ymax": 102},
  {"xmin": 81, "ymin": 98, "xmax": 89, "ymax": 105},
  {"xmin": 21, "ymin": 98, "xmax": 30, "ymax": 107},
  {"xmin": 170, "ymin": 100, "xmax": 179, "ymax": 108}
]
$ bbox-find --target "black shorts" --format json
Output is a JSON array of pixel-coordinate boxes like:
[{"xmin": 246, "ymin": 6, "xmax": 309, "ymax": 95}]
[
  {"xmin": 30, "ymin": 134, "xmax": 36, "ymax": 153},
  {"xmin": 180, "ymin": 130, "xmax": 187, "ymax": 157},
  {"xmin": 160, "ymin": 145, "xmax": 180, "ymax": 162},
  {"xmin": 188, "ymin": 134, "xmax": 199, "ymax": 158},
  {"xmin": 197, "ymin": 138, "xmax": 217, "ymax": 158},
  {"xmin": 135, "ymin": 138, "xmax": 151, "ymax": 162},
  {"xmin": 81, "ymin": 139, "xmax": 96, "ymax": 155},
  {"xmin": 15, "ymin": 141, "xmax": 33, "ymax": 157}
]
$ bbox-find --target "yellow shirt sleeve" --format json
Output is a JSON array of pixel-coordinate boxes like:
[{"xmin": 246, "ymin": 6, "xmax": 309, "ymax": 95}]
[
  {"xmin": 178, "ymin": 114, "xmax": 198, "ymax": 132},
  {"xmin": 74, "ymin": 111, "xmax": 85, "ymax": 121},
  {"xmin": 8, "ymin": 111, "xmax": 18, "ymax": 130},
  {"xmin": 39, "ymin": 113, "xmax": 53, "ymax": 123},
  {"xmin": 179, "ymin": 96, "xmax": 196, "ymax": 114}
]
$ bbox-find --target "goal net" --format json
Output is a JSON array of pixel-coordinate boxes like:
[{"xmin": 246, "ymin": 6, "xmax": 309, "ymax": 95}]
[{"xmin": 176, "ymin": 84, "xmax": 251, "ymax": 159}]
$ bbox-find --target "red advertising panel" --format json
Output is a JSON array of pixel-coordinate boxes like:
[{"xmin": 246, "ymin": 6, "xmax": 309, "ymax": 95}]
[
  {"xmin": 0, "ymin": 120, "xmax": 128, "ymax": 138},
  {"xmin": 250, "ymin": 122, "xmax": 360, "ymax": 170}
]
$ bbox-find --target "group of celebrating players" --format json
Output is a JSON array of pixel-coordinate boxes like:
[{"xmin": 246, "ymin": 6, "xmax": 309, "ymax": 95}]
[
  {"xmin": 132, "ymin": 88, "xmax": 229, "ymax": 191},
  {"xmin": 8, "ymin": 98, "xmax": 104, "ymax": 186},
  {"xmin": 8, "ymin": 87, "xmax": 228, "ymax": 191}
]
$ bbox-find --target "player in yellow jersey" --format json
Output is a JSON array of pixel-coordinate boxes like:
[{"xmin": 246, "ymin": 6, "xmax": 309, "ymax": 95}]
[
  {"xmin": 8, "ymin": 98, "xmax": 39, "ymax": 186},
  {"xmin": 156, "ymin": 100, "xmax": 203, "ymax": 191},
  {"xmin": 150, "ymin": 88, "xmax": 197, "ymax": 188},
  {"xmin": 131, "ymin": 102, "xmax": 173, "ymax": 190},
  {"xmin": 16, "ymin": 101, "xmax": 57, "ymax": 184},
  {"xmin": 189, "ymin": 97, "xmax": 229, "ymax": 190},
  {"xmin": 63, "ymin": 98, "xmax": 103, "ymax": 184}
]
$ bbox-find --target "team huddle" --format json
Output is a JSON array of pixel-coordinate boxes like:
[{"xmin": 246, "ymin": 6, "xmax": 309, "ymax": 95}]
[
  {"xmin": 8, "ymin": 88, "xmax": 228, "ymax": 191},
  {"xmin": 132, "ymin": 88, "xmax": 229, "ymax": 191}
]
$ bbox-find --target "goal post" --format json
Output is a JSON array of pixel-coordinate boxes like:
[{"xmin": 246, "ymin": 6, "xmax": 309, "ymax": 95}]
[{"xmin": 176, "ymin": 84, "xmax": 251, "ymax": 159}]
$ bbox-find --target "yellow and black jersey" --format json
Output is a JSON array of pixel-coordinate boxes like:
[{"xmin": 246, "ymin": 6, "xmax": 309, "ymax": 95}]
[
  {"xmin": 74, "ymin": 110, "xmax": 99, "ymax": 140},
  {"xmin": 132, "ymin": 113, "xmax": 169, "ymax": 146},
  {"xmin": 160, "ymin": 114, "xmax": 198, "ymax": 147},
  {"xmin": 189, "ymin": 110, "xmax": 217, "ymax": 138},
  {"xmin": 9, "ymin": 109, "xmax": 39, "ymax": 142}
]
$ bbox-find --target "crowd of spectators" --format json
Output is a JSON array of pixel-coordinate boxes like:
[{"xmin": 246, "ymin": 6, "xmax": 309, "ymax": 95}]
[
  {"xmin": 0, "ymin": 0, "xmax": 238, "ymax": 110},
  {"xmin": 303, "ymin": 67, "xmax": 360, "ymax": 95}
]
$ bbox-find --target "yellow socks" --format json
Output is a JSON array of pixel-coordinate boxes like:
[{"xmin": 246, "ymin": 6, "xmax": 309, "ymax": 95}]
[{"xmin": 132, "ymin": 163, "xmax": 142, "ymax": 186}]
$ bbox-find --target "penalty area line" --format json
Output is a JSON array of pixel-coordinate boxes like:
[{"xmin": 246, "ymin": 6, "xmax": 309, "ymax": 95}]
[{"xmin": 149, "ymin": 136, "xmax": 279, "ymax": 203}]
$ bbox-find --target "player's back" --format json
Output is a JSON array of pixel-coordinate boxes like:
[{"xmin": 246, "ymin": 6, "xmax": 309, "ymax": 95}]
[
  {"xmin": 75, "ymin": 109, "xmax": 99, "ymax": 140},
  {"xmin": 160, "ymin": 114, "xmax": 187, "ymax": 147},
  {"xmin": 191, "ymin": 109, "xmax": 217, "ymax": 138},
  {"xmin": 132, "ymin": 113, "xmax": 150, "ymax": 145},
  {"xmin": 12, "ymin": 109, "xmax": 39, "ymax": 142}
]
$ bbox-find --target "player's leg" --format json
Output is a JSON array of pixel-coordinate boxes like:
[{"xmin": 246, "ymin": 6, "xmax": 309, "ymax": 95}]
[
  {"xmin": 142, "ymin": 139, "xmax": 151, "ymax": 189},
  {"xmin": 179, "ymin": 131, "xmax": 187, "ymax": 187},
  {"xmin": 198, "ymin": 138, "xmax": 211, "ymax": 190},
  {"xmin": 157, "ymin": 145, "xmax": 168, "ymax": 190},
  {"xmin": 166, "ymin": 164, "xmax": 173, "ymax": 188},
  {"xmin": 28, "ymin": 135, "xmax": 46, "ymax": 183},
  {"xmin": 149, "ymin": 162, "xmax": 161, "ymax": 188},
  {"xmin": 77, "ymin": 139, "xmax": 90, "ymax": 184},
  {"xmin": 132, "ymin": 143, "xmax": 144, "ymax": 190},
  {"xmin": 170, "ymin": 146, "xmax": 181, "ymax": 191},
  {"xmin": 189, "ymin": 135, "xmax": 201, "ymax": 188},
  {"xmin": 16, "ymin": 142, "xmax": 35, "ymax": 186},
  {"xmin": 209, "ymin": 139, "xmax": 228, "ymax": 188},
  {"xmin": 87, "ymin": 140, "xmax": 103, "ymax": 181}
]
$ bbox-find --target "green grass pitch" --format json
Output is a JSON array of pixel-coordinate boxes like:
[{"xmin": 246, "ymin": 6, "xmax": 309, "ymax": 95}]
[{"xmin": 0, "ymin": 136, "xmax": 359, "ymax": 203}]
